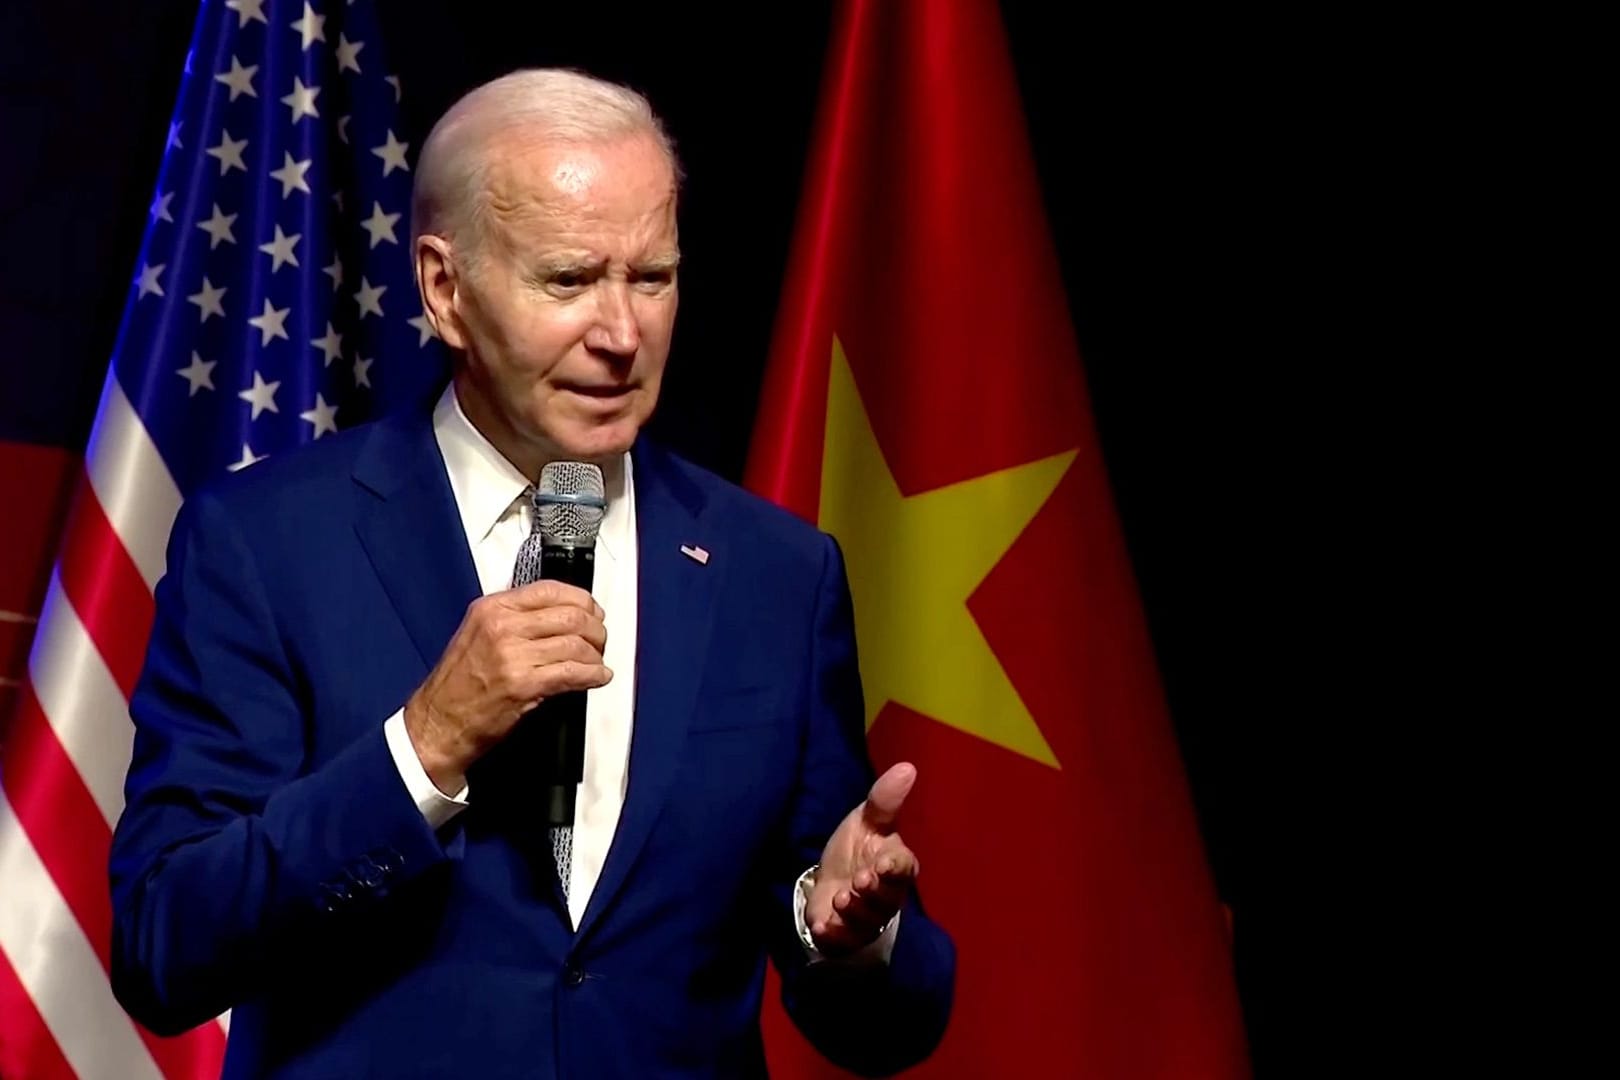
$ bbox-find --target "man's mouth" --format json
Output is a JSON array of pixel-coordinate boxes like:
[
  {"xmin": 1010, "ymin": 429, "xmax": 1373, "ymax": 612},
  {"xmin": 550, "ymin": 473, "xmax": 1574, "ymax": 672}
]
[{"xmin": 562, "ymin": 384, "xmax": 634, "ymax": 399}]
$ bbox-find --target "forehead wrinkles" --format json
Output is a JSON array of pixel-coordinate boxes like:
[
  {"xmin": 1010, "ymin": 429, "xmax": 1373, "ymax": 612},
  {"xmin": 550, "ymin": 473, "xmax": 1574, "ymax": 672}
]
[
  {"xmin": 480, "ymin": 150, "xmax": 569, "ymax": 250},
  {"xmin": 480, "ymin": 136, "xmax": 678, "ymax": 260}
]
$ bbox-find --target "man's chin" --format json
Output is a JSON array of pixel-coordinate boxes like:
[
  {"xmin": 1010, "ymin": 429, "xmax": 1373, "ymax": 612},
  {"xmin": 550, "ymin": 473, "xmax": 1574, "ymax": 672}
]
[{"xmin": 544, "ymin": 420, "xmax": 641, "ymax": 464}]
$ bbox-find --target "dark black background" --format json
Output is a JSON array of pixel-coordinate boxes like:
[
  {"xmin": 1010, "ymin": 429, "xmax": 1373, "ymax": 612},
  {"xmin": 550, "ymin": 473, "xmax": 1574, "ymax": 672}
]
[{"xmin": 0, "ymin": 2, "xmax": 1429, "ymax": 1074}]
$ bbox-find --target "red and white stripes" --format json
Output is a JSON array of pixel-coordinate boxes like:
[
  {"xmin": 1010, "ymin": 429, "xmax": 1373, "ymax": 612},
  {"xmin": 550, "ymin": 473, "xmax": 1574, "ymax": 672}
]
[{"xmin": 0, "ymin": 374, "xmax": 228, "ymax": 1080}]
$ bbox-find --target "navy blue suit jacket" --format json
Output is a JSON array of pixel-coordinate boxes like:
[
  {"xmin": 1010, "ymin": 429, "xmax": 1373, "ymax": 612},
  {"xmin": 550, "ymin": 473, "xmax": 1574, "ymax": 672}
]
[{"xmin": 108, "ymin": 407, "xmax": 954, "ymax": 1078}]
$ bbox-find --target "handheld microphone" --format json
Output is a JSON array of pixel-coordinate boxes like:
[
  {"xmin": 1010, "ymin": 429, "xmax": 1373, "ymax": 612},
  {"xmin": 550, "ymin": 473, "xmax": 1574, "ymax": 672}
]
[
  {"xmin": 471, "ymin": 461, "xmax": 606, "ymax": 831},
  {"xmin": 529, "ymin": 461, "xmax": 606, "ymax": 830}
]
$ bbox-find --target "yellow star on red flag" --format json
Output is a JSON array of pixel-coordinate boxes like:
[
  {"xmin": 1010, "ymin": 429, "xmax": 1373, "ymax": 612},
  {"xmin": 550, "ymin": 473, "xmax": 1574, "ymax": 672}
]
[{"xmin": 818, "ymin": 336, "xmax": 1075, "ymax": 768}]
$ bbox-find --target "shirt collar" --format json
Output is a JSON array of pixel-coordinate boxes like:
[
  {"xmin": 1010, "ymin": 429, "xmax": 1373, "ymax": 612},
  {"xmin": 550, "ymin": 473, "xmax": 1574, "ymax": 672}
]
[{"xmin": 432, "ymin": 382, "xmax": 631, "ymax": 560}]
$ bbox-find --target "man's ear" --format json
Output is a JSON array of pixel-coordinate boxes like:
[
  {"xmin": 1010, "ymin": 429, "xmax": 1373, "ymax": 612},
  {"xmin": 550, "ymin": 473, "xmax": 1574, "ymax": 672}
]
[{"xmin": 414, "ymin": 234, "xmax": 469, "ymax": 350}]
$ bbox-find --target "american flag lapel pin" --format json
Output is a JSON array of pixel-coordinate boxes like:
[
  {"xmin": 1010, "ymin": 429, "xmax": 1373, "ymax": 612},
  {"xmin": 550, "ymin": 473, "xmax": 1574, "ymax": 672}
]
[{"xmin": 680, "ymin": 544, "xmax": 710, "ymax": 565}]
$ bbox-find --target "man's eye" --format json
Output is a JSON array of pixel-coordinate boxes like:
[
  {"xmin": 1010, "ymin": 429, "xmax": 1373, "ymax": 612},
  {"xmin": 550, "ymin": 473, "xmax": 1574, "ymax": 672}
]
[
  {"xmin": 551, "ymin": 271, "xmax": 587, "ymax": 289},
  {"xmin": 632, "ymin": 270, "xmax": 673, "ymax": 288}
]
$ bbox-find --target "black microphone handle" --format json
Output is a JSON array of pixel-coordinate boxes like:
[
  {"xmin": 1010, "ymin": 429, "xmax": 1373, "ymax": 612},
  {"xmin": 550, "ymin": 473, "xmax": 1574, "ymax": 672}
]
[
  {"xmin": 534, "ymin": 542, "xmax": 594, "ymax": 828},
  {"xmin": 465, "ymin": 542, "xmax": 594, "ymax": 829}
]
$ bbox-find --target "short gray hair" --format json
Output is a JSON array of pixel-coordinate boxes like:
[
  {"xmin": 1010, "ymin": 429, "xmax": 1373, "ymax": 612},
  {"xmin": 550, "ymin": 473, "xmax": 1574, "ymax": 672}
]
[{"xmin": 411, "ymin": 68, "xmax": 681, "ymax": 256}]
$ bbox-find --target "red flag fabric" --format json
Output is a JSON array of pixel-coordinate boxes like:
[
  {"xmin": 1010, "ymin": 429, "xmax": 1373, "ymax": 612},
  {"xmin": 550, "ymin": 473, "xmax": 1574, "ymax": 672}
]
[{"xmin": 746, "ymin": 0, "xmax": 1251, "ymax": 1075}]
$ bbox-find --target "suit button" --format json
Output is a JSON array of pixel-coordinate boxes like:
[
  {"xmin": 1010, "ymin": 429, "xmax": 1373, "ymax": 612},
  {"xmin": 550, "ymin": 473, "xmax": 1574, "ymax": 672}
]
[
  {"xmin": 351, "ymin": 861, "xmax": 384, "ymax": 889},
  {"xmin": 318, "ymin": 883, "xmax": 347, "ymax": 913},
  {"xmin": 563, "ymin": 964, "xmax": 585, "ymax": 988}
]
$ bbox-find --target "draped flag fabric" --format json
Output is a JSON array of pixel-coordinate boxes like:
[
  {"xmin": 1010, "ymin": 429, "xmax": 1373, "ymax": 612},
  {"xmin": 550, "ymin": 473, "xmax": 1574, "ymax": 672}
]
[
  {"xmin": 747, "ymin": 0, "xmax": 1251, "ymax": 1075},
  {"xmin": 0, "ymin": 2, "xmax": 444, "ymax": 1076}
]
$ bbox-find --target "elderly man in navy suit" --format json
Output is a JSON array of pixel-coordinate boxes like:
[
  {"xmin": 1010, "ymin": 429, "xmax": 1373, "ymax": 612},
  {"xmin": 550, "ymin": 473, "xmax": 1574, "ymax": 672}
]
[{"xmin": 109, "ymin": 68, "xmax": 955, "ymax": 1078}]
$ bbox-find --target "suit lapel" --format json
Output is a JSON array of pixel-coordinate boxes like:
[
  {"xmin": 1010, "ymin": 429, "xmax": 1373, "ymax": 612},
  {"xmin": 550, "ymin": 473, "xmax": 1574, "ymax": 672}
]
[
  {"xmin": 351, "ymin": 421, "xmax": 724, "ymax": 940},
  {"xmin": 351, "ymin": 413, "xmax": 481, "ymax": 672},
  {"xmin": 577, "ymin": 439, "xmax": 722, "ymax": 942}
]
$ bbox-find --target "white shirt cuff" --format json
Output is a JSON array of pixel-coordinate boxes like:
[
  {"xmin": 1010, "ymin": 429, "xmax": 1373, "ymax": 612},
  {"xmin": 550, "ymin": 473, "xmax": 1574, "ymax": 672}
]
[
  {"xmin": 792, "ymin": 864, "xmax": 899, "ymax": 966},
  {"xmin": 383, "ymin": 707, "xmax": 469, "ymax": 829}
]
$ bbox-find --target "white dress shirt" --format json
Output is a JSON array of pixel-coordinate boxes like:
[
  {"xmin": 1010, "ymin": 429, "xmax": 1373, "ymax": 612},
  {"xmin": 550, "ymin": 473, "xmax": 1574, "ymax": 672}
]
[{"xmin": 384, "ymin": 383, "xmax": 893, "ymax": 958}]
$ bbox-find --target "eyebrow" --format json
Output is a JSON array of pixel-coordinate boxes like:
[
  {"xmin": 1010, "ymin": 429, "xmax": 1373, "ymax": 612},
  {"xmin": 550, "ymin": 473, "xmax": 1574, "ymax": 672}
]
[
  {"xmin": 634, "ymin": 252, "xmax": 681, "ymax": 272},
  {"xmin": 534, "ymin": 255, "xmax": 604, "ymax": 274},
  {"xmin": 532, "ymin": 252, "xmax": 681, "ymax": 275}
]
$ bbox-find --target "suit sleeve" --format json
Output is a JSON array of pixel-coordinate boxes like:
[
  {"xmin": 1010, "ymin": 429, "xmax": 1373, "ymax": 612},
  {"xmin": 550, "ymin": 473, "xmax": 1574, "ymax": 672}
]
[
  {"xmin": 108, "ymin": 490, "xmax": 451, "ymax": 1036},
  {"xmin": 768, "ymin": 533, "xmax": 957, "ymax": 1076}
]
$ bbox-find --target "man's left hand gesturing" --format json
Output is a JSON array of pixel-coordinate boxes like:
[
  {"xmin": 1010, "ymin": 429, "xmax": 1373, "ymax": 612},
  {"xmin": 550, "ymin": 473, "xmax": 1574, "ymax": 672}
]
[{"xmin": 806, "ymin": 763, "xmax": 921, "ymax": 954}]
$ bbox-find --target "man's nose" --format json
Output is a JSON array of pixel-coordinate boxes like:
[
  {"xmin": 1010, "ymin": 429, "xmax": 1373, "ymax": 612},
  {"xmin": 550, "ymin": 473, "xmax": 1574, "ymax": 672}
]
[{"xmin": 585, "ymin": 281, "xmax": 640, "ymax": 359}]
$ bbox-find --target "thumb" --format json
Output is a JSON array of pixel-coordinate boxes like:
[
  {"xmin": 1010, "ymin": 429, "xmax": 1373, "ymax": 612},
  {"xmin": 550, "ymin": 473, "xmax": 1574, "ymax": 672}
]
[{"xmin": 861, "ymin": 762, "xmax": 917, "ymax": 832}]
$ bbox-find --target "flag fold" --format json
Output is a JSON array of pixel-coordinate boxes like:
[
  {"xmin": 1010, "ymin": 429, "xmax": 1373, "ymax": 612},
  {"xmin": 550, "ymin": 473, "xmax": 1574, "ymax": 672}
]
[{"xmin": 748, "ymin": 1, "xmax": 1250, "ymax": 1075}]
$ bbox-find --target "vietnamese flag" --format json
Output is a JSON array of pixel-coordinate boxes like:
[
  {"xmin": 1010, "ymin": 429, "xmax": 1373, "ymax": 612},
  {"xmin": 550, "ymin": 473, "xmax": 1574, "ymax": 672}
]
[{"xmin": 746, "ymin": 0, "xmax": 1251, "ymax": 1075}]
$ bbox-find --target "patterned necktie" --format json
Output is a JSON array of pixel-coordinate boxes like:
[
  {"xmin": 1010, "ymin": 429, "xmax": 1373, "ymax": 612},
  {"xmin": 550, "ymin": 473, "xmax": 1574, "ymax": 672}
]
[{"xmin": 511, "ymin": 486, "xmax": 572, "ymax": 897}]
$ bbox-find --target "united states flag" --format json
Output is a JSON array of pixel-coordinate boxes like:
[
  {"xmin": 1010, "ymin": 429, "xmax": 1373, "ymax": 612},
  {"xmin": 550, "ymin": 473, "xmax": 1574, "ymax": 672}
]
[{"xmin": 0, "ymin": 1, "xmax": 444, "ymax": 1076}]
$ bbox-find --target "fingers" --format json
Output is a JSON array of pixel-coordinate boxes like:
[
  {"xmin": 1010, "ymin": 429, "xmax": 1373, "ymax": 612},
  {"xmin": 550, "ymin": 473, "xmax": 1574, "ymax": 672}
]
[
  {"xmin": 831, "ymin": 885, "xmax": 893, "ymax": 934},
  {"xmin": 470, "ymin": 590, "xmax": 607, "ymax": 652},
  {"xmin": 860, "ymin": 762, "xmax": 917, "ymax": 832},
  {"xmin": 808, "ymin": 899, "xmax": 873, "ymax": 952},
  {"xmin": 845, "ymin": 838, "xmax": 916, "ymax": 920},
  {"xmin": 464, "ymin": 588, "xmax": 614, "ymax": 703},
  {"xmin": 858, "ymin": 834, "xmax": 918, "ymax": 895},
  {"xmin": 504, "ymin": 579, "xmax": 604, "ymax": 621},
  {"xmin": 807, "ymin": 835, "xmax": 918, "ymax": 952},
  {"xmin": 811, "ymin": 886, "xmax": 898, "ymax": 951},
  {"xmin": 531, "ymin": 659, "xmax": 613, "ymax": 699},
  {"xmin": 852, "ymin": 851, "xmax": 916, "ymax": 911},
  {"xmin": 411, "ymin": 584, "xmax": 613, "ymax": 779},
  {"xmin": 519, "ymin": 631, "xmax": 606, "ymax": 667},
  {"xmin": 500, "ymin": 633, "xmax": 610, "ymax": 702},
  {"xmin": 512, "ymin": 603, "xmax": 608, "ymax": 652}
]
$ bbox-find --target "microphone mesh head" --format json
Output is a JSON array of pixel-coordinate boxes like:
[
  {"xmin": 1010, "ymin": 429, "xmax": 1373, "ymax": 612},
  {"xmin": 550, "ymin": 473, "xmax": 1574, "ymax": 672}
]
[{"xmin": 536, "ymin": 461, "xmax": 606, "ymax": 546}]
